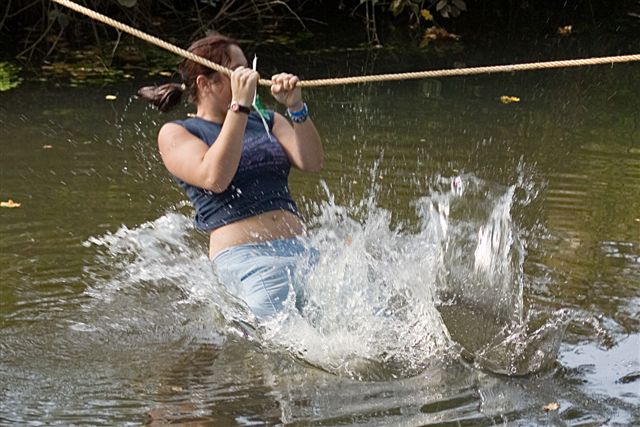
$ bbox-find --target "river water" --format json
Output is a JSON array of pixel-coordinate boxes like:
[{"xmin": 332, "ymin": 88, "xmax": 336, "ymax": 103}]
[{"xmin": 1, "ymin": 40, "xmax": 639, "ymax": 425}]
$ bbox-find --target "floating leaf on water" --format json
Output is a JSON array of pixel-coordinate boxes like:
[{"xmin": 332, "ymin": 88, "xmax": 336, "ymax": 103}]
[
  {"xmin": 543, "ymin": 402, "xmax": 560, "ymax": 412},
  {"xmin": 1, "ymin": 200, "xmax": 21, "ymax": 208},
  {"xmin": 558, "ymin": 25, "xmax": 573, "ymax": 36},
  {"xmin": 500, "ymin": 96, "xmax": 521, "ymax": 104},
  {"xmin": 105, "ymin": 95, "xmax": 117, "ymax": 101}
]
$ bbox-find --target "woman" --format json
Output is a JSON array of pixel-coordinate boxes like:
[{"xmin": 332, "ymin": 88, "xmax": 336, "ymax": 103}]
[{"xmin": 138, "ymin": 34, "xmax": 323, "ymax": 320}]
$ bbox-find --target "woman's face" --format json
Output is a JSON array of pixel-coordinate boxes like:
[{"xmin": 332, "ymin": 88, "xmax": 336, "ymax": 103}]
[{"xmin": 214, "ymin": 44, "xmax": 249, "ymax": 104}]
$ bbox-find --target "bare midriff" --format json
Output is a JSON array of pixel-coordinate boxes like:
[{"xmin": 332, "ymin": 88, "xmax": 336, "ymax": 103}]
[{"xmin": 208, "ymin": 209, "xmax": 305, "ymax": 259}]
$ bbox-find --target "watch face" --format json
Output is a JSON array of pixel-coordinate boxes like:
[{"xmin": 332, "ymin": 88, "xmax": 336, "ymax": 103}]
[{"xmin": 229, "ymin": 102, "xmax": 250, "ymax": 114}]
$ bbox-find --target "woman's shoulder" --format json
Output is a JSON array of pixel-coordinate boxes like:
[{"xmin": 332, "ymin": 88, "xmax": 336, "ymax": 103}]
[
  {"xmin": 173, "ymin": 116, "xmax": 221, "ymax": 129},
  {"xmin": 170, "ymin": 117, "xmax": 222, "ymax": 144}
]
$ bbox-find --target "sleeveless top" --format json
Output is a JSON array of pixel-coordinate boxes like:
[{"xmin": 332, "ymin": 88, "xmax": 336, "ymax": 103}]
[{"xmin": 172, "ymin": 111, "xmax": 299, "ymax": 231}]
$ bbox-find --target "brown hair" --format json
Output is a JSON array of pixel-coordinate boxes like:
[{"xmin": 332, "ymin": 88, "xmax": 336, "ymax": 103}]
[{"xmin": 137, "ymin": 33, "xmax": 238, "ymax": 113}]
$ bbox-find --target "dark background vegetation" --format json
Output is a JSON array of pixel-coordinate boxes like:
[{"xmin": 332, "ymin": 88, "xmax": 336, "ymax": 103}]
[{"xmin": 2, "ymin": 0, "xmax": 639, "ymax": 64}]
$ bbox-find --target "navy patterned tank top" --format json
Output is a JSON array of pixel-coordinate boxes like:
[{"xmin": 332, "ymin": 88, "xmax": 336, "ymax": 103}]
[{"xmin": 172, "ymin": 111, "xmax": 299, "ymax": 231}]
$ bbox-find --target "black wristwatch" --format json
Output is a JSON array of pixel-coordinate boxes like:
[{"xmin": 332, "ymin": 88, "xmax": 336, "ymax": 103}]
[{"xmin": 229, "ymin": 101, "xmax": 251, "ymax": 114}]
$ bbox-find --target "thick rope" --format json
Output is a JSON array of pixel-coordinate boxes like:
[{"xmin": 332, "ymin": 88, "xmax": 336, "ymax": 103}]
[
  {"xmin": 299, "ymin": 54, "xmax": 640, "ymax": 86},
  {"xmin": 52, "ymin": 0, "xmax": 640, "ymax": 88}
]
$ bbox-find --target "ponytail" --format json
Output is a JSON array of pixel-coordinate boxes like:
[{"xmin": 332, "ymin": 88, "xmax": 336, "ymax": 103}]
[
  {"xmin": 137, "ymin": 83, "xmax": 185, "ymax": 113},
  {"xmin": 137, "ymin": 33, "xmax": 237, "ymax": 113}
]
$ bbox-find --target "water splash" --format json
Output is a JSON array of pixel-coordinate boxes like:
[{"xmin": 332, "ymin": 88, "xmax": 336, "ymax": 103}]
[
  {"xmin": 263, "ymin": 180, "xmax": 453, "ymax": 379},
  {"xmin": 82, "ymin": 171, "xmax": 571, "ymax": 379}
]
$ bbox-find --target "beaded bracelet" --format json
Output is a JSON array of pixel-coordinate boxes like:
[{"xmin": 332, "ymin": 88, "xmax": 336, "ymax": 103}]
[{"xmin": 286, "ymin": 102, "xmax": 309, "ymax": 124}]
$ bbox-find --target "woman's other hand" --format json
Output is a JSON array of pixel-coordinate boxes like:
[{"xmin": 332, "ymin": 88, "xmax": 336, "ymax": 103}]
[
  {"xmin": 271, "ymin": 73, "xmax": 303, "ymax": 110},
  {"xmin": 231, "ymin": 66, "xmax": 259, "ymax": 106}
]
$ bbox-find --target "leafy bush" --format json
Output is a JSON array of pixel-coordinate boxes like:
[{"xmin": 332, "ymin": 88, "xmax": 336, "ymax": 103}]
[{"xmin": 0, "ymin": 62, "xmax": 22, "ymax": 91}]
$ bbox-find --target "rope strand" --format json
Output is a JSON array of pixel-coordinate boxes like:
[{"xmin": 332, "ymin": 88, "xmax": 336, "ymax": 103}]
[{"xmin": 52, "ymin": 0, "xmax": 640, "ymax": 88}]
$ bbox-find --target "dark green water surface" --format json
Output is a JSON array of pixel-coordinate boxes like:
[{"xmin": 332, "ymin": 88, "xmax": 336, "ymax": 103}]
[{"xmin": 1, "ymin": 41, "xmax": 639, "ymax": 425}]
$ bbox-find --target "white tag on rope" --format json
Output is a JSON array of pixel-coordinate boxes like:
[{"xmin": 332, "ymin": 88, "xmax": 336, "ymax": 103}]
[
  {"xmin": 252, "ymin": 55, "xmax": 272, "ymax": 140},
  {"xmin": 252, "ymin": 55, "xmax": 258, "ymax": 103}
]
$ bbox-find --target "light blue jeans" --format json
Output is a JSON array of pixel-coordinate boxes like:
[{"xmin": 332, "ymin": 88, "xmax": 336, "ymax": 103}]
[{"xmin": 212, "ymin": 238, "xmax": 318, "ymax": 320}]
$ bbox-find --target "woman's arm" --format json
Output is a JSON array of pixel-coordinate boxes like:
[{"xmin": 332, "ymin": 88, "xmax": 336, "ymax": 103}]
[
  {"xmin": 270, "ymin": 73, "xmax": 324, "ymax": 173},
  {"xmin": 158, "ymin": 112, "xmax": 248, "ymax": 192},
  {"xmin": 157, "ymin": 67, "xmax": 259, "ymax": 192},
  {"xmin": 272, "ymin": 112, "xmax": 323, "ymax": 172}
]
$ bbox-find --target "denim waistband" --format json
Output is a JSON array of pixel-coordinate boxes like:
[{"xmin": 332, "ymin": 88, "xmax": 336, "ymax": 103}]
[{"xmin": 212, "ymin": 237, "xmax": 308, "ymax": 264}]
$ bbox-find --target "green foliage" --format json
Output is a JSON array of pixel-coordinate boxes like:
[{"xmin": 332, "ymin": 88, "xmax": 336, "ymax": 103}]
[
  {"xmin": 355, "ymin": 0, "xmax": 467, "ymax": 45},
  {"xmin": 388, "ymin": 0, "xmax": 467, "ymax": 21},
  {"xmin": 0, "ymin": 62, "xmax": 22, "ymax": 92},
  {"xmin": 435, "ymin": 0, "xmax": 467, "ymax": 18},
  {"xmin": 2, "ymin": 0, "xmax": 306, "ymax": 63},
  {"xmin": 1, "ymin": 0, "xmax": 637, "ymax": 65}
]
